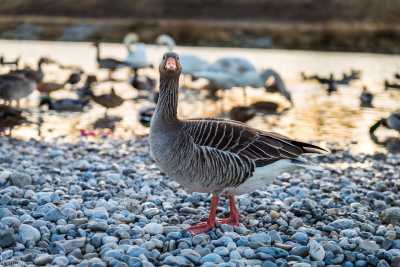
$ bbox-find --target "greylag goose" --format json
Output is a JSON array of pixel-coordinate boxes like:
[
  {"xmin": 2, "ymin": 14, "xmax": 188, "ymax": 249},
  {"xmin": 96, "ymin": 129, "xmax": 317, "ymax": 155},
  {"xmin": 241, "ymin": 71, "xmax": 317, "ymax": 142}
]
[
  {"xmin": 0, "ymin": 74, "xmax": 36, "ymax": 107},
  {"xmin": 10, "ymin": 57, "xmax": 53, "ymax": 83},
  {"xmin": 92, "ymin": 42, "xmax": 126, "ymax": 80},
  {"xmin": 360, "ymin": 86, "xmax": 374, "ymax": 108},
  {"xmin": 150, "ymin": 52, "xmax": 327, "ymax": 234}
]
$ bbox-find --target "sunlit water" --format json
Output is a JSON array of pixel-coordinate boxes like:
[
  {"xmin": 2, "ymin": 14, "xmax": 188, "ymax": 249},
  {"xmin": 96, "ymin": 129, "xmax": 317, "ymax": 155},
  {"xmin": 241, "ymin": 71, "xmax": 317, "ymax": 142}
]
[{"xmin": 1, "ymin": 40, "xmax": 399, "ymax": 153}]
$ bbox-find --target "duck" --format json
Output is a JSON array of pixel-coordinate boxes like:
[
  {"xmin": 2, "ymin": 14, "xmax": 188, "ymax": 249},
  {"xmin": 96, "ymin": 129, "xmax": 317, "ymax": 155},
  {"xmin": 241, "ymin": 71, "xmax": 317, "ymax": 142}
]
[
  {"xmin": 123, "ymin": 33, "xmax": 153, "ymax": 75},
  {"xmin": 92, "ymin": 42, "xmax": 126, "ymax": 80},
  {"xmin": 193, "ymin": 57, "xmax": 292, "ymax": 106},
  {"xmin": 0, "ymin": 55, "xmax": 20, "ymax": 70},
  {"xmin": 338, "ymin": 69, "xmax": 361, "ymax": 85},
  {"xmin": 87, "ymin": 87, "xmax": 124, "ymax": 116},
  {"xmin": 360, "ymin": 86, "xmax": 374, "ymax": 108},
  {"xmin": 39, "ymin": 96, "xmax": 89, "ymax": 112},
  {"xmin": 0, "ymin": 104, "xmax": 28, "ymax": 135},
  {"xmin": 0, "ymin": 73, "xmax": 36, "ymax": 107},
  {"xmin": 149, "ymin": 52, "xmax": 327, "ymax": 234}
]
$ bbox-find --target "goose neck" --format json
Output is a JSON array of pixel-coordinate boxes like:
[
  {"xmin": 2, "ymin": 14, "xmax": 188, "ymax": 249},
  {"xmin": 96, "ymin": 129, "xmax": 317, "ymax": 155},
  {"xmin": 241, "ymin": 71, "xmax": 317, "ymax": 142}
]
[{"xmin": 155, "ymin": 75, "xmax": 179, "ymax": 121}]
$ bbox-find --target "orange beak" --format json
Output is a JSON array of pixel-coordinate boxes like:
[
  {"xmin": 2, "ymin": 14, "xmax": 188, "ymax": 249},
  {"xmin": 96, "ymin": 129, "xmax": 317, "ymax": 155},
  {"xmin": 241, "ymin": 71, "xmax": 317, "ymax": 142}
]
[{"xmin": 165, "ymin": 57, "xmax": 177, "ymax": 71}]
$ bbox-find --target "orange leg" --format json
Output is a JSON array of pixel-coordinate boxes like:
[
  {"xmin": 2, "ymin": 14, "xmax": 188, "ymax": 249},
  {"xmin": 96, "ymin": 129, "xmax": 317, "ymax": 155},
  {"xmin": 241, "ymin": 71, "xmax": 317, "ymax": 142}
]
[
  {"xmin": 187, "ymin": 194, "xmax": 219, "ymax": 235},
  {"xmin": 217, "ymin": 194, "xmax": 240, "ymax": 226}
]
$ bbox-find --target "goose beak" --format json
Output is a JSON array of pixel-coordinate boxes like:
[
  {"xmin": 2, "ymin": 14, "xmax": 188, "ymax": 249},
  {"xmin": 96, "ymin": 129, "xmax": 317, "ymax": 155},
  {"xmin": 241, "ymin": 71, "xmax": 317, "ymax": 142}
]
[{"xmin": 165, "ymin": 57, "xmax": 177, "ymax": 71}]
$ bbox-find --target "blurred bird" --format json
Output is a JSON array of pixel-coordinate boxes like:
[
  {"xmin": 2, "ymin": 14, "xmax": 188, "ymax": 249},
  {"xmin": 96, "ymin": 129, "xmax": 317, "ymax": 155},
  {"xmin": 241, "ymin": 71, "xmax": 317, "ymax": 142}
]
[
  {"xmin": 93, "ymin": 42, "xmax": 126, "ymax": 80},
  {"xmin": 360, "ymin": 86, "xmax": 374, "ymax": 108},
  {"xmin": 0, "ymin": 104, "xmax": 29, "ymax": 135}
]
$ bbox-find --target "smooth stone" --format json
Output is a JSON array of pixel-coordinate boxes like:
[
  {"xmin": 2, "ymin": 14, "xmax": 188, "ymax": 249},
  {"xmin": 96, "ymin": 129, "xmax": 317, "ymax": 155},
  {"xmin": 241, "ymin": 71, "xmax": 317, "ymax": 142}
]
[
  {"xmin": 49, "ymin": 237, "xmax": 86, "ymax": 254},
  {"xmin": 87, "ymin": 220, "xmax": 109, "ymax": 231},
  {"xmin": 127, "ymin": 246, "xmax": 148, "ymax": 257},
  {"xmin": 44, "ymin": 208, "xmax": 65, "ymax": 222},
  {"xmin": 34, "ymin": 254, "xmax": 54, "ymax": 265},
  {"xmin": 381, "ymin": 207, "xmax": 400, "ymax": 225},
  {"xmin": 291, "ymin": 263, "xmax": 311, "ymax": 267},
  {"xmin": 309, "ymin": 240, "xmax": 325, "ymax": 261},
  {"xmin": 328, "ymin": 219, "xmax": 355, "ymax": 230},
  {"xmin": 181, "ymin": 249, "xmax": 201, "ymax": 264},
  {"xmin": 201, "ymin": 253, "xmax": 224, "ymax": 264},
  {"xmin": 255, "ymin": 247, "xmax": 289, "ymax": 258},
  {"xmin": 359, "ymin": 240, "xmax": 380, "ymax": 252},
  {"xmin": 0, "ymin": 228, "xmax": 16, "ymax": 248},
  {"xmin": 52, "ymin": 256, "xmax": 69, "ymax": 267},
  {"xmin": 291, "ymin": 232, "xmax": 309, "ymax": 245},
  {"xmin": 248, "ymin": 232, "xmax": 271, "ymax": 248},
  {"xmin": 10, "ymin": 172, "xmax": 32, "ymax": 187},
  {"xmin": 143, "ymin": 223, "xmax": 163, "ymax": 235},
  {"xmin": 262, "ymin": 261, "xmax": 278, "ymax": 267},
  {"xmin": 18, "ymin": 224, "xmax": 41, "ymax": 244},
  {"xmin": 290, "ymin": 245, "xmax": 309, "ymax": 257},
  {"xmin": 163, "ymin": 255, "xmax": 193, "ymax": 266}
]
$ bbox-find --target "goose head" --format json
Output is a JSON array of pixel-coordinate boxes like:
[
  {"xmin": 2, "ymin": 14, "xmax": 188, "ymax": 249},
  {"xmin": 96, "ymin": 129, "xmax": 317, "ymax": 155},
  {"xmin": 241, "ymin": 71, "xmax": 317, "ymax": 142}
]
[{"xmin": 159, "ymin": 52, "xmax": 181, "ymax": 78}]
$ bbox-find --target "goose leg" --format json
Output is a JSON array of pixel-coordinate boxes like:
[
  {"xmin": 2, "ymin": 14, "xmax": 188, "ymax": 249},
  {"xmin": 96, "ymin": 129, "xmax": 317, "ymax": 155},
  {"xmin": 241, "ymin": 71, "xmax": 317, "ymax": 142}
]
[
  {"xmin": 217, "ymin": 194, "xmax": 240, "ymax": 226},
  {"xmin": 187, "ymin": 194, "xmax": 219, "ymax": 235}
]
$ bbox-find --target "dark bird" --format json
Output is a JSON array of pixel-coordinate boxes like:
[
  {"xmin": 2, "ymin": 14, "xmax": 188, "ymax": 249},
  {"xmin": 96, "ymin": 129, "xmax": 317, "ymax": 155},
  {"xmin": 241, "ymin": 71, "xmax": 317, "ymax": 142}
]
[
  {"xmin": 129, "ymin": 75, "xmax": 156, "ymax": 92},
  {"xmin": 338, "ymin": 69, "xmax": 361, "ymax": 85},
  {"xmin": 66, "ymin": 69, "xmax": 84, "ymax": 86},
  {"xmin": 138, "ymin": 105, "xmax": 155, "ymax": 127},
  {"xmin": 370, "ymin": 112, "xmax": 400, "ymax": 135},
  {"xmin": 360, "ymin": 86, "xmax": 374, "ymax": 108},
  {"xmin": 0, "ymin": 73, "xmax": 36, "ymax": 107},
  {"xmin": 93, "ymin": 42, "xmax": 126, "ymax": 80},
  {"xmin": 0, "ymin": 55, "xmax": 20, "ymax": 69},
  {"xmin": 384, "ymin": 80, "xmax": 400, "ymax": 91},
  {"xmin": 0, "ymin": 104, "xmax": 29, "ymax": 135},
  {"xmin": 39, "ymin": 96, "xmax": 89, "ymax": 112},
  {"xmin": 149, "ymin": 52, "xmax": 327, "ymax": 234},
  {"xmin": 87, "ymin": 87, "xmax": 124, "ymax": 116},
  {"xmin": 10, "ymin": 57, "xmax": 54, "ymax": 83},
  {"xmin": 228, "ymin": 106, "xmax": 256, "ymax": 123}
]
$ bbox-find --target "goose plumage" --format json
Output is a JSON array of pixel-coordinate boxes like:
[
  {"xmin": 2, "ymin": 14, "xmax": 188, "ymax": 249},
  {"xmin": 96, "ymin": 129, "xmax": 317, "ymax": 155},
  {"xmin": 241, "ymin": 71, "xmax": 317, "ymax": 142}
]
[{"xmin": 150, "ymin": 52, "xmax": 327, "ymax": 234}]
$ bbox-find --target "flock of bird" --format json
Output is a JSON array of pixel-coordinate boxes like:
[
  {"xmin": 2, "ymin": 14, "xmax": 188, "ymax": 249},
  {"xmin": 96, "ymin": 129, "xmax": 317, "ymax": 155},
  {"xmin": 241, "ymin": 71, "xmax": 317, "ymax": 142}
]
[{"xmin": 0, "ymin": 33, "xmax": 399, "ymax": 147}]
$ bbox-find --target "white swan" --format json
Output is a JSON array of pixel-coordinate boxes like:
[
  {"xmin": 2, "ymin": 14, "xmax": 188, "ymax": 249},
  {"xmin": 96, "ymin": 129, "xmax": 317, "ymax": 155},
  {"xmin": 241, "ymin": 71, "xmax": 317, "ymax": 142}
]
[
  {"xmin": 123, "ymin": 33, "xmax": 153, "ymax": 74},
  {"xmin": 193, "ymin": 57, "xmax": 292, "ymax": 104}
]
